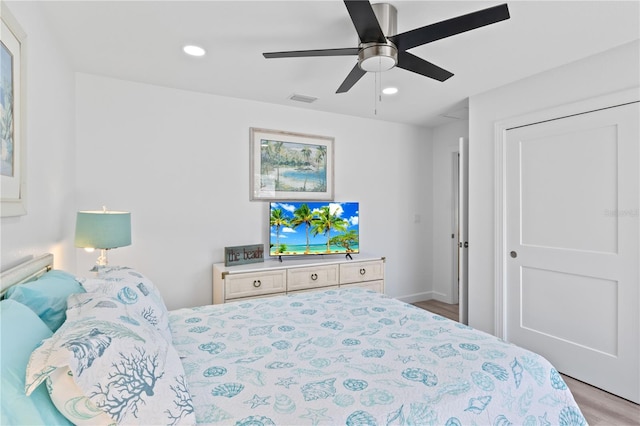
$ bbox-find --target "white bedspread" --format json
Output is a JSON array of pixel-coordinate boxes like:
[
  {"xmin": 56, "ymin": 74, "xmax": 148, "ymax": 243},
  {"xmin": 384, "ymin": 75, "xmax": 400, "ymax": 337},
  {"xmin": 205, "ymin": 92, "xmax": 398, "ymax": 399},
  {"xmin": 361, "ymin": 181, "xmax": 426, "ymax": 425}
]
[{"xmin": 169, "ymin": 288, "xmax": 586, "ymax": 426}]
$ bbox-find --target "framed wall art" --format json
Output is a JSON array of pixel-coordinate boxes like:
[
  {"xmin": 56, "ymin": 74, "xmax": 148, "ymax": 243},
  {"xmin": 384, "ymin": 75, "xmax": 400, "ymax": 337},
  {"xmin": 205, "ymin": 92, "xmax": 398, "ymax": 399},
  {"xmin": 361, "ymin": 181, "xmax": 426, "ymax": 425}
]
[
  {"xmin": 250, "ymin": 127, "xmax": 334, "ymax": 201},
  {"xmin": 1, "ymin": 3, "xmax": 27, "ymax": 217}
]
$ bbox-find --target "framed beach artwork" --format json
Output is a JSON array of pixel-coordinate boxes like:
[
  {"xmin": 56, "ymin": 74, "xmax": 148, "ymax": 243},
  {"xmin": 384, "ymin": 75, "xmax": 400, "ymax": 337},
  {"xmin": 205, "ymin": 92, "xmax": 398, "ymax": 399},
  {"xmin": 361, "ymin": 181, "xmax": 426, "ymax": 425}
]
[
  {"xmin": 1, "ymin": 3, "xmax": 27, "ymax": 217},
  {"xmin": 250, "ymin": 127, "xmax": 334, "ymax": 201}
]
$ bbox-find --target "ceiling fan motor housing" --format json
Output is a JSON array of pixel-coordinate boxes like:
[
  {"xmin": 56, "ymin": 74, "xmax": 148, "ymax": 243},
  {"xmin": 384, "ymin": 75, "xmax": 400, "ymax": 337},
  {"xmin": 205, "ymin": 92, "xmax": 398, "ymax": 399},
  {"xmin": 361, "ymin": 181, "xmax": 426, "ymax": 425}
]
[
  {"xmin": 358, "ymin": 42, "xmax": 398, "ymax": 72},
  {"xmin": 358, "ymin": 3, "xmax": 398, "ymax": 72},
  {"xmin": 372, "ymin": 3, "xmax": 397, "ymax": 37}
]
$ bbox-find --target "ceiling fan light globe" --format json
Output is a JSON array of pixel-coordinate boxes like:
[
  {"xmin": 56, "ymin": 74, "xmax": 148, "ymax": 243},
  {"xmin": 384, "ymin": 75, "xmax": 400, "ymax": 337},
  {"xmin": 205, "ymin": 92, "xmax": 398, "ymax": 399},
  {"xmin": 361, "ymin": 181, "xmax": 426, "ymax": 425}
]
[{"xmin": 360, "ymin": 55, "xmax": 396, "ymax": 72}]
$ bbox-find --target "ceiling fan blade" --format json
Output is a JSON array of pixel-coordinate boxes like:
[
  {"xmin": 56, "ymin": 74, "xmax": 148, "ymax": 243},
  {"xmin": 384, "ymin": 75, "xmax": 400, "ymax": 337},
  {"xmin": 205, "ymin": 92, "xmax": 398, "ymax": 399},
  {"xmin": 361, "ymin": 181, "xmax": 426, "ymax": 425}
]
[
  {"xmin": 389, "ymin": 4, "xmax": 510, "ymax": 51},
  {"xmin": 336, "ymin": 64, "xmax": 367, "ymax": 93},
  {"xmin": 263, "ymin": 47, "xmax": 359, "ymax": 59},
  {"xmin": 344, "ymin": 0, "xmax": 386, "ymax": 44},
  {"xmin": 397, "ymin": 51, "xmax": 453, "ymax": 82}
]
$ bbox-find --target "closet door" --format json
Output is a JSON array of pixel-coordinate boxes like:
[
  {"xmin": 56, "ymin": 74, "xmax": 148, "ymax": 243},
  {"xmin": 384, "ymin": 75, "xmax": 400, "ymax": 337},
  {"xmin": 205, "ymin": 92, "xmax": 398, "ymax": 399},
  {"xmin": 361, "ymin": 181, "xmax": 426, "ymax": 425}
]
[{"xmin": 505, "ymin": 101, "xmax": 639, "ymax": 403}]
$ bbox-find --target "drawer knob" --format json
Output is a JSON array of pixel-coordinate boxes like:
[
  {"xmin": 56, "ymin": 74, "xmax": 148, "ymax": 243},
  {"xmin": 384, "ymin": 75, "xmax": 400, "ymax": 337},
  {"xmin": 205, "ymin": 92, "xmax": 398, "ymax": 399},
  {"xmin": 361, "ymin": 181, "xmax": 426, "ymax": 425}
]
[
  {"xmin": 253, "ymin": 280, "xmax": 261, "ymax": 288},
  {"xmin": 359, "ymin": 268, "xmax": 366, "ymax": 275},
  {"xmin": 310, "ymin": 273, "xmax": 318, "ymax": 281}
]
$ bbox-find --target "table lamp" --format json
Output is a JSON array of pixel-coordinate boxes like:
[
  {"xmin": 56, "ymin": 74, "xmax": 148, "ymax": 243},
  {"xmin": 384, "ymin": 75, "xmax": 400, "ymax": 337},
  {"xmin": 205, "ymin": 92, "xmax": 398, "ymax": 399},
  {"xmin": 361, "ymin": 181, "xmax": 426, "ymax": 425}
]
[{"xmin": 74, "ymin": 207, "xmax": 131, "ymax": 267}]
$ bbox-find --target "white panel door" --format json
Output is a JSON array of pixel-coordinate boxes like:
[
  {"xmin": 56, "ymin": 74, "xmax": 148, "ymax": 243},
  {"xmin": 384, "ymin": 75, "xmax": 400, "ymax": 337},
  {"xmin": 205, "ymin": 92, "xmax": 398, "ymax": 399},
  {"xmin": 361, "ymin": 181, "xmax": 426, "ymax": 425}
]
[{"xmin": 505, "ymin": 102, "xmax": 639, "ymax": 403}]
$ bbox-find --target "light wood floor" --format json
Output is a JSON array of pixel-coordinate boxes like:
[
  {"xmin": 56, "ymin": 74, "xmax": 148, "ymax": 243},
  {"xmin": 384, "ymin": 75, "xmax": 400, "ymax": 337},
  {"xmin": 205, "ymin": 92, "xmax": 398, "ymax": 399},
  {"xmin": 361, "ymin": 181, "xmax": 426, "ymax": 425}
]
[{"xmin": 413, "ymin": 299, "xmax": 640, "ymax": 426}]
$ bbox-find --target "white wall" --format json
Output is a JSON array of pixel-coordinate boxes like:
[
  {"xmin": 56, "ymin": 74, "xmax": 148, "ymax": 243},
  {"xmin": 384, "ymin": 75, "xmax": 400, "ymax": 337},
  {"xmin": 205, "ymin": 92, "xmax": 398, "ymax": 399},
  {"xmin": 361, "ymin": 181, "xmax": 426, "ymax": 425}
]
[
  {"xmin": 0, "ymin": 2, "xmax": 76, "ymax": 271},
  {"xmin": 75, "ymin": 73, "xmax": 433, "ymax": 310},
  {"xmin": 468, "ymin": 40, "xmax": 640, "ymax": 334},
  {"xmin": 431, "ymin": 119, "xmax": 469, "ymax": 303}
]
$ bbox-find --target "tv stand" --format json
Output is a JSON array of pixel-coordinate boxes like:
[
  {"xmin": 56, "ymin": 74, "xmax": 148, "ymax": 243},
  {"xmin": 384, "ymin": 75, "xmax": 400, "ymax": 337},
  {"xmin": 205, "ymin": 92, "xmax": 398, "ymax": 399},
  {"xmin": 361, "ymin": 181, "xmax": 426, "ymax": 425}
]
[
  {"xmin": 345, "ymin": 253, "xmax": 352, "ymax": 260},
  {"xmin": 212, "ymin": 255, "xmax": 385, "ymax": 304}
]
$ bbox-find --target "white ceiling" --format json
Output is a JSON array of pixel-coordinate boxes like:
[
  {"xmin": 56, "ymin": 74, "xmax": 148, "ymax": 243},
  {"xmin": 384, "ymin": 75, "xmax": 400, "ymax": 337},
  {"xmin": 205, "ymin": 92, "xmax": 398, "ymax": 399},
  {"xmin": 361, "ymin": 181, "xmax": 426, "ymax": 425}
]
[{"xmin": 38, "ymin": 0, "xmax": 640, "ymax": 128}]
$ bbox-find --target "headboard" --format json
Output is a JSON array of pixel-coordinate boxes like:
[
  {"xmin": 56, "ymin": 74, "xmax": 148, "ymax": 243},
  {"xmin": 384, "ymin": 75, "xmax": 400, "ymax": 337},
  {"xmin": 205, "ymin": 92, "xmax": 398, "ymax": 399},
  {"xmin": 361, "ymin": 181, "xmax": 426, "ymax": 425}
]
[{"xmin": 0, "ymin": 253, "xmax": 54, "ymax": 295}]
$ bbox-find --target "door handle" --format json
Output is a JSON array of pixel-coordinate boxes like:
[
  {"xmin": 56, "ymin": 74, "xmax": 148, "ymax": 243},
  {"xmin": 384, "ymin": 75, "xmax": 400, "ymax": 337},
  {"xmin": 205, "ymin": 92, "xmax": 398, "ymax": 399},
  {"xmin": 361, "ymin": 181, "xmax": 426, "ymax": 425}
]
[{"xmin": 510, "ymin": 251, "xmax": 517, "ymax": 258}]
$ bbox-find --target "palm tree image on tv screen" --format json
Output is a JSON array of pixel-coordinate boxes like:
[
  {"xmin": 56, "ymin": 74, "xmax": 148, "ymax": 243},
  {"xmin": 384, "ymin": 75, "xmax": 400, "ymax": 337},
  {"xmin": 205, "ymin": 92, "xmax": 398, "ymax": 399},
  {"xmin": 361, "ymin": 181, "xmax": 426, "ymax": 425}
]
[{"xmin": 269, "ymin": 202, "xmax": 359, "ymax": 256}]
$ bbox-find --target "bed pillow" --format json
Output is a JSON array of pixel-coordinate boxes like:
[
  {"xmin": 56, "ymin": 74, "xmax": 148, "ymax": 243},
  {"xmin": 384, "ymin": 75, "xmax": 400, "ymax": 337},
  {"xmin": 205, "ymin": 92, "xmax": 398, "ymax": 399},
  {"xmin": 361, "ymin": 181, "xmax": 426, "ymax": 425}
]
[
  {"xmin": 0, "ymin": 299, "xmax": 72, "ymax": 425},
  {"xmin": 46, "ymin": 366, "xmax": 117, "ymax": 425},
  {"xmin": 25, "ymin": 292, "xmax": 195, "ymax": 425},
  {"xmin": 80, "ymin": 266, "xmax": 172, "ymax": 342},
  {"xmin": 5, "ymin": 270, "xmax": 86, "ymax": 332}
]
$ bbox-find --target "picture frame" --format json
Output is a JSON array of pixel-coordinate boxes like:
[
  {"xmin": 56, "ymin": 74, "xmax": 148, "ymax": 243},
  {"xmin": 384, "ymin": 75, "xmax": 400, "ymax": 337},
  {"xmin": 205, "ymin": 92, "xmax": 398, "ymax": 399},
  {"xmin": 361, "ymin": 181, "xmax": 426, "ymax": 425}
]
[
  {"xmin": 1, "ymin": 3, "xmax": 27, "ymax": 217},
  {"xmin": 250, "ymin": 127, "xmax": 334, "ymax": 201}
]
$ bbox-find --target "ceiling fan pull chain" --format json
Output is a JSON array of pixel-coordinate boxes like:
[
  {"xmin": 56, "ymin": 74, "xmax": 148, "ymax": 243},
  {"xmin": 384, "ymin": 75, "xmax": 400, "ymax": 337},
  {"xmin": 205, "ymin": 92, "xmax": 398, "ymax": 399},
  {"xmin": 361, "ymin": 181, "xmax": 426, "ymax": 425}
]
[
  {"xmin": 374, "ymin": 70, "xmax": 378, "ymax": 115},
  {"xmin": 379, "ymin": 58, "xmax": 383, "ymax": 103}
]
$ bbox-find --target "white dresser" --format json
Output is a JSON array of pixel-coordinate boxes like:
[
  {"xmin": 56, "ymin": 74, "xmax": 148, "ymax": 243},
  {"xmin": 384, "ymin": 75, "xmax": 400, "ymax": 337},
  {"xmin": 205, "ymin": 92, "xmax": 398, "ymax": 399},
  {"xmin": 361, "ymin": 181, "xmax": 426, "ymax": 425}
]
[{"xmin": 212, "ymin": 255, "xmax": 385, "ymax": 304}]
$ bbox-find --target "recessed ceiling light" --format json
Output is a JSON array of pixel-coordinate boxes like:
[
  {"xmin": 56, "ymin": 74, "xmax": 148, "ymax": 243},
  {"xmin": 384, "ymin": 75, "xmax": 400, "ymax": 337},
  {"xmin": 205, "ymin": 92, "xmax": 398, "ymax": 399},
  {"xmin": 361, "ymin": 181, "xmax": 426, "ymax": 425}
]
[
  {"xmin": 183, "ymin": 45, "xmax": 206, "ymax": 57},
  {"xmin": 382, "ymin": 87, "xmax": 398, "ymax": 95}
]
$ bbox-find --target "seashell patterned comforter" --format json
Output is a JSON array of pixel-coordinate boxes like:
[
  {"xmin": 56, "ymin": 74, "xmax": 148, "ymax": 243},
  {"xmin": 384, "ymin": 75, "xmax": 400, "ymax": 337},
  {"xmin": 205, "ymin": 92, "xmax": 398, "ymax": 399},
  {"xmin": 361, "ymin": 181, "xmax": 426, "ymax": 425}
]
[{"xmin": 169, "ymin": 288, "xmax": 586, "ymax": 426}]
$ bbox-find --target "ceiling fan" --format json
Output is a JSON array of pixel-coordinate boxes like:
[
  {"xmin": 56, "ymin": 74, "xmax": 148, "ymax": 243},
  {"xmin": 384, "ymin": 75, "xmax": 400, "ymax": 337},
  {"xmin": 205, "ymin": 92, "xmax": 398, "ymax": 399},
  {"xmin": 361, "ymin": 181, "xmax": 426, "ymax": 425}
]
[{"xmin": 263, "ymin": 1, "xmax": 510, "ymax": 93}]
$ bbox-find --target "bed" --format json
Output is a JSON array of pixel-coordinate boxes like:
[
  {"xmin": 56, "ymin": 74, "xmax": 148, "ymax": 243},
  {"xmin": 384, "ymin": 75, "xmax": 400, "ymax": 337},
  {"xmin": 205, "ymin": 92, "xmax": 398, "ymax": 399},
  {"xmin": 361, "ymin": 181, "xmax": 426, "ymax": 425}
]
[{"xmin": 1, "ymin": 254, "xmax": 587, "ymax": 425}]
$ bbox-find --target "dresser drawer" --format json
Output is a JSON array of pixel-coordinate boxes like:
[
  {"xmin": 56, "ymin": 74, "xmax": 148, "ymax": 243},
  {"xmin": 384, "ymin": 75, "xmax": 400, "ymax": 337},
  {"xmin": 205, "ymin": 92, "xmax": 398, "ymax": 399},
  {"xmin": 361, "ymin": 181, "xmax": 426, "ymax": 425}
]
[
  {"xmin": 224, "ymin": 270, "xmax": 286, "ymax": 300},
  {"xmin": 287, "ymin": 264, "xmax": 339, "ymax": 291},
  {"xmin": 340, "ymin": 260, "xmax": 384, "ymax": 283},
  {"xmin": 340, "ymin": 280, "xmax": 384, "ymax": 293},
  {"xmin": 288, "ymin": 285, "xmax": 339, "ymax": 296}
]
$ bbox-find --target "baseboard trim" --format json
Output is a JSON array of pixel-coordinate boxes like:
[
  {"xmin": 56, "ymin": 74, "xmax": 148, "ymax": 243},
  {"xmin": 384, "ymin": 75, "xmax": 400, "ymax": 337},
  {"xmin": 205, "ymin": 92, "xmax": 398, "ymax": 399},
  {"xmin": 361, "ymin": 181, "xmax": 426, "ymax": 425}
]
[
  {"xmin": 396, "ymin": 291, "xmax": 434, "ymax": 304},
  {"xmin": 430, "ymin": 292, "xmax": 456, "ymax": 304}
]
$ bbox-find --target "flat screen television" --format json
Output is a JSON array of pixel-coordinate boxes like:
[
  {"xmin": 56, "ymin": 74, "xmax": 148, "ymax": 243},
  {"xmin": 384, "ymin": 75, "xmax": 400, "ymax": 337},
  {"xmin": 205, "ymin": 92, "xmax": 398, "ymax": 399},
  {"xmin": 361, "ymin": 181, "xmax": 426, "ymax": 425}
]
[{"xmin": 269, "ymin": 201, "xmax": 359, "ymax": 257}]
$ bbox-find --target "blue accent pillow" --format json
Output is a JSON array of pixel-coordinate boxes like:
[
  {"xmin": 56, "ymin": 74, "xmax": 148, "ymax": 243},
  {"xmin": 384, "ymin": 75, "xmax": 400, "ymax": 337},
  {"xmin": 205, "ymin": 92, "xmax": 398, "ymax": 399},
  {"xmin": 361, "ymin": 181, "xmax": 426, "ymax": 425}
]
[
  {"xmin": 5, "ymin": 270, "xmax": 86, "ymax": 332},
  {"xmin": 0, "ymin": 299, "xmax": 72, "ymax": 425}
]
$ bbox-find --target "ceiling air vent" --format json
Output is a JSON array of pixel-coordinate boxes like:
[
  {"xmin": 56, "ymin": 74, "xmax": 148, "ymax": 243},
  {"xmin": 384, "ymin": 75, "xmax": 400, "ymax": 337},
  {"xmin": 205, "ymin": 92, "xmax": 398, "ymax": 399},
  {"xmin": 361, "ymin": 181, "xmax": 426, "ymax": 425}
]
[{"xmin": 289, "ymin": 94, "xmax": 318, "ymax": 104}]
